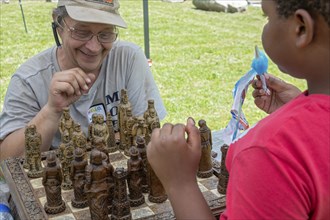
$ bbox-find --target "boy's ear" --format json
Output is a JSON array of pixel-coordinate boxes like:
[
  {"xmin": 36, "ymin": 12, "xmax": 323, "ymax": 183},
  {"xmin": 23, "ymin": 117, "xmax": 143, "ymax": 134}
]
[{"xmin": 293, "ymin": 9, "xmax": 314, "ymax": 48}]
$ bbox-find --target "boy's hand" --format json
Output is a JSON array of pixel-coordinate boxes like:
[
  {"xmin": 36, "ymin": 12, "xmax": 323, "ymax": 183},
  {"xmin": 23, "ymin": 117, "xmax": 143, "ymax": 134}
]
[
  {"xmin": 147, "ymin": 117, "xmax": 201, "ymax": 192},
  {"xmin": 252, "ymin": 74, "xmax": 301, "ymax": 114}
]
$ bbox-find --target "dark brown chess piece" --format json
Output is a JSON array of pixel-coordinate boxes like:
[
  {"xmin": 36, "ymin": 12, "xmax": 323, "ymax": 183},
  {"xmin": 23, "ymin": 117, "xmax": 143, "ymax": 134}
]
[
  {"xmin": 127, "ymin": 146, "xmax": 145, "ymax": 207},
  {"xmin": 106, "ymin": 112, "xmax": 117, "ymax": 153},
  {"xmin": 107, "ymin": 158, "xmax": 115, "ymax": 215},
  {"xmin": 42, "ymin": 151, "xmax": 66, "ymax": 214},
  {"xmin": 197, "ymin": 119, "xmax": 213, "ymax": 178},
  {"xmin": 59, "ymin": 130, "xmax": 74, "ymax": 190},
  {"xmin": 118, "ymin": 89, "xmax": 132, "ymax": 150},
  {"xmin": 147, "ymin": 161, "xmax": 167, "ymax": 203},
  {"xmin": 136, "ymin": 136, "xmax": 149, "ymax": 193},
  {"xmin": 85, "ymin": 149, "xmax": 110, "ymax": 220},
  {"xmin": 25, "ymin": 125, "xmax": 43, "ymax": 178},
  {"xmin": 112, "ymin": 167, "xmax": 132, "ymax": 220},
  {"xmin": 71, "ymin": 148, "xmax": 88, "ymax": 208},
  {"xmin": 217, "ymin": 144, "xmax": 229, "ymax": 194}
]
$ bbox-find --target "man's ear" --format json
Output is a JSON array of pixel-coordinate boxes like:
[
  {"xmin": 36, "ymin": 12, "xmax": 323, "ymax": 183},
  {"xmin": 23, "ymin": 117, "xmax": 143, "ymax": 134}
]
[{"xmin": 293, "ymin": 9, "xmax": 315, "ymax": 48}]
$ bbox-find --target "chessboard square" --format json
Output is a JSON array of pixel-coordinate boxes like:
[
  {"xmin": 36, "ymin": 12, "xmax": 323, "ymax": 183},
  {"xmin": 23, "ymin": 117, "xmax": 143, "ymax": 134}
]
[
  {"xmin": 199, "ymin": 176, "xmax": 219, "ymax": 190},
  {"xmin": 202, "ymin": 190, "xmax": 219, "ymax": 202},
  {"xmin": 211, "ymin": 188, "xmax": 221, "ymax": 197},
  {"xmin": 148, "ymin": 200, "xmax": 173, "ymax": 215},
  {"xmin": 108, "ymin": 151, "xmax": 127, "ymax": 162},
  {"xmin": 112, "ymin": 160, "xmax": 128, "ymax": 169},
  {"xmin": 30, "ymin": 177, "xmax": 44, "ymax": 189},
  {"xmin": 34, "ymin": 187, "xmax": 46, "ymax": 199},
  {"xmin": 49, "ymin": 213, "xmax": 75, "ymax": 220},
  {"xmin": 131, "ymin": 206, "xmax": 154, "ymax": 219},
  {"xmin": 62, "ymin": 190, "xmax": 74, "ymax": 203}
]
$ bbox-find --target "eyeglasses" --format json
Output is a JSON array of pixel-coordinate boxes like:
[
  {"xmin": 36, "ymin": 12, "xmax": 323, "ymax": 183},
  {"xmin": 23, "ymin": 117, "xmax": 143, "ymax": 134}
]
[{"xmin": 61, "ymin": 19, "xmax": 118, "ymax": 43}]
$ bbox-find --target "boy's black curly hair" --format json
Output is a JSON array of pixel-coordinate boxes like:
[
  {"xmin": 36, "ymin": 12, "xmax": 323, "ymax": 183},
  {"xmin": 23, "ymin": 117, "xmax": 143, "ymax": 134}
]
[{"xmin": 274, "ymin": 0, "xmax": 330, "ymax": 26}]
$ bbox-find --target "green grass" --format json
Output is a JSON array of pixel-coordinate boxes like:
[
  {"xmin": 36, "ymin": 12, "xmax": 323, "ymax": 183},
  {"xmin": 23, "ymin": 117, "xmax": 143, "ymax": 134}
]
[{"xmin": 0, "ymin": 0, "xmax": 306, "ymax": 131}]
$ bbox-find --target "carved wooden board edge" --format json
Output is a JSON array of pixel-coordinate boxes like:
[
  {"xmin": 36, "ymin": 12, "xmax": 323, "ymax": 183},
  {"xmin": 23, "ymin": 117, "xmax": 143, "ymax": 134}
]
[{"xmin": 1, "ymin": 157, "xmax": 48, "ymax": 220}]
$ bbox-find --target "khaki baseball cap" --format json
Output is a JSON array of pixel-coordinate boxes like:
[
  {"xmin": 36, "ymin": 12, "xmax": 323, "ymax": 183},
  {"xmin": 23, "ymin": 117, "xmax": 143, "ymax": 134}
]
[{"xmin": 57, "ymin": 0, "xmax": 127, "ymax": 28}]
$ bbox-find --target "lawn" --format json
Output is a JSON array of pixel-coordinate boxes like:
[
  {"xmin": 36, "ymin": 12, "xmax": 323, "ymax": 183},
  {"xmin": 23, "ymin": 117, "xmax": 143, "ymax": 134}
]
[{"xmin": 0, "ymin": 0, "xmax": 306, "ymax": 131}]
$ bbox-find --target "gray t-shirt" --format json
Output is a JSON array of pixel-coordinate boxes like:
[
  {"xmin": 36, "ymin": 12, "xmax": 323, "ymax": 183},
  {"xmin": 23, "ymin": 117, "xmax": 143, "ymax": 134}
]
[{"xmin": 0, "ymin": 41, "xmax": 166, "ymax": 147}]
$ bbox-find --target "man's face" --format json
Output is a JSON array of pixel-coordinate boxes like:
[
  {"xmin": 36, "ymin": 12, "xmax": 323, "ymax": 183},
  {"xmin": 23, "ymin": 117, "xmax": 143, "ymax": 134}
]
[{"xmin": 58, "ymin": 17, "xmax": 115, "ymax": 74}]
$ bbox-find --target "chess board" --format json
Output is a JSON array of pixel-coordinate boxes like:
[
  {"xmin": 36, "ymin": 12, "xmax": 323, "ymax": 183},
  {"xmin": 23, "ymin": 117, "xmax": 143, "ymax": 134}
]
[{"xmin": 1, "ymin": 150, "xmax": 226, "ymax": 220}]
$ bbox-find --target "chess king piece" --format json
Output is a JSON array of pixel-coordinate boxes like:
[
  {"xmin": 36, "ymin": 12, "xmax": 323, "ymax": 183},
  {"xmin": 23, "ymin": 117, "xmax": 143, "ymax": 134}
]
[
  {"xmin": 106, "ymin": 112, "xmax": 118, "ymax": 153},
  {"xmin": 59, "ymin": 130, "xmax": 74, "ymax": 190},
  {"xmin": 71, "ymin": 148, "xmax": 88, "ymax": 208},
  {"xmin": 217, "ymin": 144, "xmax": 229, "ymax": 194},
  {"xmin": 59, "ymin": 107, "xmax": 74, "ymax": 138},
  {"xmin": 136, "ymin": 136, "xmax": 149, "ymax": 193},
  {"xmin": 118, "ymin": 89, "xmax": 131, "ymax": 150},
  {"xmin": 127, "ymin": 146, "xmax": 145, "ymax": 207},
  {"xmin": 143, "ymin": 99, "xmax": 160, "ymax": 145},
  {"xmin": 197, "ymin": 119, "xmax": 213, "ymax": 178},
  {"xmin": 147, "ymin": 161, "xmax": 168, "ymax": 203},
  {"xmin": 85, "ymin": 149, "xmax": 110, "ymax": 220},
  {"xmin": 112, "ymin": 167, "xmax": 132, "ymax": 220},
  {"xmin": 42, "ymin": 152, "xmax": 66, "ymax": 214},
  {"xmin": 123, "ymin": 107, "xmax": 136, "ymax": 156},
  {"xmin": 25, "ymin": 125, "xmax": 43, "ymax": 178}
]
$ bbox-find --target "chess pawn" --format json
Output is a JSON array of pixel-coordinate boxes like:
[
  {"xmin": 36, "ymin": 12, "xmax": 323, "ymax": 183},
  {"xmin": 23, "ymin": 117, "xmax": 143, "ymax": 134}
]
[
  {"xmin": 106, "ymin": 112, "xmax": 118, "ymax": 153},
  {"xmin": 87, "ymin": 114, "xmax": 98, "ymax": 150},
  {"xmin": 85, "ymin": 149, "xmax": 110, "ymax": 220},
  {"xmin": 59, "ymin": 107, "xmax": 74, "ymax": 138},
  {"xmin": 147, "ymin": 161, "xmax": 167, "ymax": 203},
  {"xmin": 217, "ymin": 144, "xmax": 229, "ymax": 194},
  {"xmin": 71, "ymin": 148, "xmax": 88, "ymax": 208},
  {"xmin": 136, "ymin": 136, "xmax": 149, "ymax": 193},
  {"xmin": 25, "ymin": 125, "xmax": 43, "ymax": 178},
  {"xmin": 197, "ymin": 119, "xmax": 213, "ymax": 178},
  {"xmin": 144, "ymin": 99, "xmax": 160, "ymax": 145},
  {"xmin": 72, "ymin": 123, "xmax": 88, "ymax": 159},
  {"xmin": 112, "ymin": 167, "xmax": 132, "ymax": 220},
  {"xmin": 127, "ymin": 146, "xmax": 145, "ymax": 207},
  {"xmin": 118, "ymin": 89, "xmax": 131, "ymax": 150},
  {"xmin": 59, "ymin": 130, "xmax": 74, "ymax": 190},
  {"xmin": 131, "ymin": 117, "xmax": 147, "ymax": 147},
  {"xmin": 124, "ymin": 108, "xmax": 135, "ymax": 156},
  {"xmin": 92, "ymin": 114, "xmax": 109, "ymax": 157},
  {"xmin": 42, "ymin": 152, "xmax": 66, "ymax": 214}
]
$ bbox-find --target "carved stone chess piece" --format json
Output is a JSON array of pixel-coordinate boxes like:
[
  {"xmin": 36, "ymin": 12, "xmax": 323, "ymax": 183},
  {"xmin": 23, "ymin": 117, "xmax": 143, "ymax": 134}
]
[
  {"xmin": 132, "ymin": 117, "xmax": 147, "ymax": 147},
  {"xmin": 144, "ymin": 99, "xmax": 160, "ymax": 145},
  {"xmin": 107, "ymin": 158, "xmax": 115, "ymax": 215},
  {"xmin": 87, "ymin": 113, "xmax": 98, "ymax": 150},
  {"xmin": 106, "ymin": 112, "xmax": 117, "ymax": 153},
  {"xmin": 118, "ymin": 89, "xmax": 131, "ymax": 150},
  {"xmin": 92, "ymin": 114, "xmax": 109, "ymax": 157},
  {"xmin": 112, "ymin": 167, "xmax": 132, "ymax": 220},
  {"xmin": 59, "ymin": 107, "xmax": 74, "ymax": 138},
  {"xmin": 42, "ymin": 152, "xmax": 66, "ymax": 214},
  {"xmin": 71, "ymin": 148, "xmax": 88, "ymax": 208},
  {"xmin": 25, "ymin": 125, "xmax": 43, "ymax": 178},
  {"xmin": 136, "ymin": 136, "xmax": 149, "ymax": 193},
  {"xmin": 147, "ymin": 161, "xmax": 167, "ymax": 203},
  {"xmin": 85, "ymin": 149, "xmax": 110, "ymax": 220},
  {"xmin": 127, "ymin": 146, "xmax": 145, "ymax": 207},
  {"xmin": 197, "ymin": 119, "xmax": 213, "ymax": 178},
  {"xmin": 72, "ymin": 123, "xmax": 88, "ymax": 159},
  {"xmin": 124, "ymin": 108, "xmax": 136, "ymax": 156},
  {"xmin": 217, "ymin": 144, "xmax": 229, "ymax": 194},
  {"xmin": 59, "ymin": 130, "xmax": 74, "ymax": 190}
]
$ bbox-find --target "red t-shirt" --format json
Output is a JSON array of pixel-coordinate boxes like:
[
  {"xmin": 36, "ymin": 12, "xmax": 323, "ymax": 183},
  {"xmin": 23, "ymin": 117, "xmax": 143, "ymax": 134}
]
[{"xmin": 221, "ymin": 92, "xmax": 330, "ymax": 219}]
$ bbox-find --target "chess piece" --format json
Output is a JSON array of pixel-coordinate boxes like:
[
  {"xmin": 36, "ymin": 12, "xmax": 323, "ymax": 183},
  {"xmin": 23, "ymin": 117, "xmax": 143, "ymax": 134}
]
[
  {"xmin": 136, "ymin": 136, "xmax": 149, "ymax": 193},
  {"xmin": 42, "ymin": 152, "xmax": 66, "ymax": 214},
  {"xmin": 72, "ymin": 123, "xmax": 88, "ymax": 159},
  {"xmin": 197, "ymin": 119, "xmax": 213, "ymax": 178},
  {"xmin": 217, "ymin": 144, "xmax": 229, "ymax": 194},
  {"xmin": 124, "ymin": 108, "xmax": 136, "ymax": 156},
  {"xmin": 112, "ymin": 167, "xmax": 132, "ymax": 220},
  {"xmin": 71, "ymin": 148, "xmax": 88, "ymax": 208},
  {"xmin": 59, "ymin": 130, "xmax": 74, "ymax": 190},
  {"xmin": 107, "ymin": 158, "xmax": 115, "ymax": 215},
  {"xmin": 87, "ymin": 113, "xmax": 98, "ymax": 150},
  {"xmin": 127, "ymin": 146, "xmax": 145, "ymax": 207},
  {"xmin": 59, "ymin": 107, "xmax": 74, "ymax": 138},
  {"xmin": 92, "ymin": 114, "xmax": 109, "ymax": 157},
  {"xmin": 131, "ymin": 117, "xmax": 147, "ymax": 147},
  {"xmin": 147, "ymin": 161, "xmax": 167, "ymax": 203},
  {"xmin": 106, "ymin": 112, "xmax": 117, "ymax": 153},
  {"xmin": 85, "ymin": 149, "xmax": 110, "ymax": 220},
  {"xmin": 25, "ymin": 125, "xmax": 43, "ymax": 178},
  {"xmin": 144, "ymin": 99, "xmax": 160, "ymax": 145},
  {"xmin": 118, "ymin": 89, "xmax": 131, "ymax": 150}
]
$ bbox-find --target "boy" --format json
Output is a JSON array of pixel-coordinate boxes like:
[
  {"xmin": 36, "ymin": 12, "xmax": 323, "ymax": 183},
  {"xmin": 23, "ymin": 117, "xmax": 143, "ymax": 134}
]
[{"xmin": 147, "ymin": 0, "xmax": 329, "ymax": 219}]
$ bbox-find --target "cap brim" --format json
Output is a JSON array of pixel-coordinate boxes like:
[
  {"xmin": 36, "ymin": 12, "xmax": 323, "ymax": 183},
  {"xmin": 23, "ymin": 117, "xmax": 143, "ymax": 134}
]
[{"xmin": 66, "ymin": 6, "xmax": 127, "ymax": 28}]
